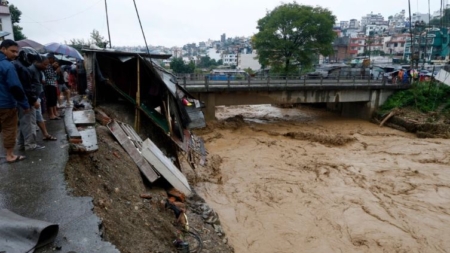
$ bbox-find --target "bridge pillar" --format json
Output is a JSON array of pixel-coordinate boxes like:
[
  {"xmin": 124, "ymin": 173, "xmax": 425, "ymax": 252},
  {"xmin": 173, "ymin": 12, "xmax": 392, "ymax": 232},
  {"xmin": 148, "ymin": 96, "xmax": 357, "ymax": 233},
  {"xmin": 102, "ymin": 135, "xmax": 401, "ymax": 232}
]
[
  {"xmin": 202, "ymin": 93, "xmax": 216, "ymax": 121},
  {"xmin": 340, "ymin": 90, "xmax": 394, "ymax": 119}
]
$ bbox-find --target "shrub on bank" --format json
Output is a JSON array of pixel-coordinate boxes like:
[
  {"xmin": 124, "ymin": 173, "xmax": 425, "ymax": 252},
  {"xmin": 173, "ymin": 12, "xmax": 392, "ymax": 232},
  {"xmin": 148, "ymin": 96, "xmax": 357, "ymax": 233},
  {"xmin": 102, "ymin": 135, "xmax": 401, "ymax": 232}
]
[{"xmin": 380, "ymin": 81, "xmax": 450, "ymax": 113}]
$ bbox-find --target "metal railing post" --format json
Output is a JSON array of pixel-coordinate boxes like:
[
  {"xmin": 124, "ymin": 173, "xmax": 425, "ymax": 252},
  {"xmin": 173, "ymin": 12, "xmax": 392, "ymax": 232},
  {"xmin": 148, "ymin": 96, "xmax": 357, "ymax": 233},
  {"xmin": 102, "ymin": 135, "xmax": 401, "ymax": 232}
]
[
  {"xmin": 304, "ymin": 75, "xmax": 306, "ymax": 86},
  {"xmin": 320, "ymin": 76, "xmax": 323, "ymax": 86},
  {"xmin": 353, "ymin": 76, "xmax": 356, "ymax": 85},
  {"xmin": 205, "ymin": 75, "xmax": 209, "ymax": 91}
]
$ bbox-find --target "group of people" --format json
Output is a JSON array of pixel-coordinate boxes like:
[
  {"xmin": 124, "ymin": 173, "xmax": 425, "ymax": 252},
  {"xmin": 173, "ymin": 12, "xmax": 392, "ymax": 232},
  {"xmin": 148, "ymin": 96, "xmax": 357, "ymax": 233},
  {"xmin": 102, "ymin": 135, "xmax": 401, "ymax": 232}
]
[
  {"xmin": 393, "ymin": 68, "xmax": 428, "ymax": 84},
  {"xmin": 0, "ymin": 39, "xmax": 77, "ymax": 163}
]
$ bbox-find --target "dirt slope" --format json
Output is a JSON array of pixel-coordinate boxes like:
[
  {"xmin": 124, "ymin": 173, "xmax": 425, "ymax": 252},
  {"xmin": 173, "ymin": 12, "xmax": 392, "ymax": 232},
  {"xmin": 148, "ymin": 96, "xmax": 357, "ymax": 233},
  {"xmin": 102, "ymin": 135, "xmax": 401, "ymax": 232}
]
[{"xmin": 65, "ymin": 125, "xmax": 233, "ymax": 253}]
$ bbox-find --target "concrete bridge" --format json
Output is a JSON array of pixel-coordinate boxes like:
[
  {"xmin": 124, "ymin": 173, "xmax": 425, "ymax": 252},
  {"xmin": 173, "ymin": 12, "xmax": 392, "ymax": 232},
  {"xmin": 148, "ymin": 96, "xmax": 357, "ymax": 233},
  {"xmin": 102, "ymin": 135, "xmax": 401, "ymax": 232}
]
[{"xmin": 178, "ymin": 75, "xmax": 409, "ymax": 120}]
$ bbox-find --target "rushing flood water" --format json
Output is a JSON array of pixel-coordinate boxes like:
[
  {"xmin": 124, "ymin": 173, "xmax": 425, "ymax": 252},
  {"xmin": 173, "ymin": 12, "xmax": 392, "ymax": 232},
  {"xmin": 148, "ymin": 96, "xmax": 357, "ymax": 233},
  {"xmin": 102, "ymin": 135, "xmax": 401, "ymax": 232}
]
[{"xmin": 194, "ymin": 105, "xmax": 450, "ymax": 253}]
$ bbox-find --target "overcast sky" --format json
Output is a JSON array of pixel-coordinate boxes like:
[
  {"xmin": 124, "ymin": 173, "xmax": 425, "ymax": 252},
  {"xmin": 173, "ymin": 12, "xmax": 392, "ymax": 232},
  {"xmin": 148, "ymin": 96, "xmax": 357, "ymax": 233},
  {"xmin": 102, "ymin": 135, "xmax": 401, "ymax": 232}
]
[{"xmin": 14, "ymin": 0, "xmax": 440, "ymax": 47}]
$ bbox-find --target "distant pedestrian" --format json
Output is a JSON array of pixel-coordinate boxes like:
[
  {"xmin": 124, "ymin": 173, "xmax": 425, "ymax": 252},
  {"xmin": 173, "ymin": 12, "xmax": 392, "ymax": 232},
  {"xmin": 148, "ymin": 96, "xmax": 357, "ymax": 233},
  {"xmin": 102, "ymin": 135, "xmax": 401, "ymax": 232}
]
[
  {"xmin": 43, "ymin": 53, "xmax": 60, "ymax": 120},
  {"xmin": 0, "ymin": 39, "xmax": 29, "ymax": 163},
  {"xmin": 398, "ymin": 69, "xmax": 404, "ymax": 82}
]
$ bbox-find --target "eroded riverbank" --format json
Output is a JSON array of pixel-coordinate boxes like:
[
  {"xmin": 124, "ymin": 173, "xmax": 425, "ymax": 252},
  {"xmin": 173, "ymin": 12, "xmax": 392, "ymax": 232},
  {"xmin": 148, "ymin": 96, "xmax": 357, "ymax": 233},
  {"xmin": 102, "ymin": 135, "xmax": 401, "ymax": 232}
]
[{"xmin": 193, "ymin": 105, "xmax": 450, "ymax": 253}]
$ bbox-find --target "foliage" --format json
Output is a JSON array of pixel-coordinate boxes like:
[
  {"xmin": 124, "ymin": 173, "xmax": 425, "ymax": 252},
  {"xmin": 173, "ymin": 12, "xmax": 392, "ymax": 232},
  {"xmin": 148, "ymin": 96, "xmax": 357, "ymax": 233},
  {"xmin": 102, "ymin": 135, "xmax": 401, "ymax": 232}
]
[
  {"xmin": 197, "ymin": 55, "xmax": 220, "ymax": 68},
  {"xmin": 380, "ymin": 81, "xmax": 450, "ymax": 113},
  {"xmin": 244, "ymin": 67, "xmax": 255, "ymax": 75},
  {"xmin": 429, "ymin": 9, "xmax": 450, "ymax": 26},
  {"xmin": 9, "ymin": 5, "xmax": 21, "ymax": 23},
  {"xmin": 170, "ymin": 58, "xmax": 195, "ymax": 73},
  {"xmin": 9, "ymin": 5, "xmax": 26, "ymax": 40},
  {"xmin": 90, "ymin": 29, "xmax": 109, "ymax": 48},
  {"xmin": 217, "ymin": 59, "xmax": 223, "ymax": 65},
  {"xmin": 66, "ymin": 29, "xmax": 109, "ymax": 52},
  {"xmin": 252, "ymin": 2, "xmax": 336, "ymax": 75}
]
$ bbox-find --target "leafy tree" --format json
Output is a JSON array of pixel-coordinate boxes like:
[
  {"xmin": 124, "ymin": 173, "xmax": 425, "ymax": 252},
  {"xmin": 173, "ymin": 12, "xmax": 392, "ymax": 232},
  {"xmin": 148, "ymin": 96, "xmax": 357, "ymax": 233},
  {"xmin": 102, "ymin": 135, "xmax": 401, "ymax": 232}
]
[
  {"xmin": 170, "ymin": 58, "xmax": 195, "ymax": 73},
  {"xmin": 90, "ymin": 29, "xmax": 109, "ymax": 48},
  {"xmin": 9, "ymin": 5, "xmax": 26, "ymax": 40},
  {"xmin": 430, "ymin": 9, "xmax": 450, "ymax": 26},
  {"xmin": 197, "ymin": 55, "xmax": 221, "ymax": 68},
  {"xmin": 217, "ymin": 59, "xmax": 223, "ymax": 65},
  {"xmin": 66, "ymin": 29, "xmax": 109, "ymax": 52},
  {"xmin": 252, "ymin": 2, "xmax": 336, "ymax": 75}
]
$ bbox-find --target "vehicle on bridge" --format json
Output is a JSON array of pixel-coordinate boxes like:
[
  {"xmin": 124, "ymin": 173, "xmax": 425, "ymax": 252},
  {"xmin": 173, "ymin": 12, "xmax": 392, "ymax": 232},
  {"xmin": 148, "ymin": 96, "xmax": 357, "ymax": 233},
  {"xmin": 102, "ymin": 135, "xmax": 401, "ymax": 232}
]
[{"xmin": 208, "ymin": 69, "xmax": 248, "ymax": 81}]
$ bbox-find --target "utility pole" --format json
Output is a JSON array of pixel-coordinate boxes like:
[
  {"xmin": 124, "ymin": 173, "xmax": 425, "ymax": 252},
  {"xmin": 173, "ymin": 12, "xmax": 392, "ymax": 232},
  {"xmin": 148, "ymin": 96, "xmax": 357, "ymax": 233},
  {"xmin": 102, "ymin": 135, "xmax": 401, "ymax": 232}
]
[
  {"xmin": 104, "ymin": 0, "xmax": 112, "ymax": 48},
  {"xmin": 408, "ymin": 0, "xmax": 414, "ymax": 69}
]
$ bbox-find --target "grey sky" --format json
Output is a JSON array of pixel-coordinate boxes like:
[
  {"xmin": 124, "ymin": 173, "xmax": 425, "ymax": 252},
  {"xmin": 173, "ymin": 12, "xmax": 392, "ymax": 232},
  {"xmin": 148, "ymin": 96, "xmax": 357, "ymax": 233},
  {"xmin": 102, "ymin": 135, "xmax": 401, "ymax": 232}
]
[{"xmin": 14, "ymin": 0, "xmax": 439, "ymax": 47}]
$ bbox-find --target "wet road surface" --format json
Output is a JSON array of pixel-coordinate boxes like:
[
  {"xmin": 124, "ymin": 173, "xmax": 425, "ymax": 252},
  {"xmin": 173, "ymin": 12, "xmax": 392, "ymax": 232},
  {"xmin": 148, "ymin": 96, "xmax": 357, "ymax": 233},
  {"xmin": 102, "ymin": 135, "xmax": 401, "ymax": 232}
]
[{"xmin": 0, "ymin": 117, "xmax": 118, "ymax": 253}]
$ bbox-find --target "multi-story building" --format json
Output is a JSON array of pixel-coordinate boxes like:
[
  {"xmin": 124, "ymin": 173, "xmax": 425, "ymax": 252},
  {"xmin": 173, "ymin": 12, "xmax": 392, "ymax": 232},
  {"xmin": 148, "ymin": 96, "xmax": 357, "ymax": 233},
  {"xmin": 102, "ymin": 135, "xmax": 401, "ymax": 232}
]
[
  {"xmin": 404, "ymin": 28, "xmax": 450, "ymax": 62},
  {"xmin": 340, "ymin": 21, "xmax": 349, "ymax": 30},
  {"xmin": 349, "ymin": 19, "xmax": 360, "ymax": 29},
  {"xmin": 331, "ymin": 36, "xmax": 351, "ymax": 61},
  {"xmin": 221, "ymin": 33, "xmax": 226, "ymax": 43},
  {"xmin": 385, "ymin": 34, "xmax": 408, "ymax": 55},
  {"xmin": 366, "ymin": 24, "xmax": 389, "ymax": 36},
  {"xmin": 389, "ymin": 10, "xmax": 406, "ymax": 30},
  {"xmin": 237, "ymin": 50, "xmax": 261, "ymax": 70},
  {"xmin": 411, "ymin": 13, "xmax": 430, "ymax": 24},
  {"xmin": 0, "ymin": 1, "xmax": 14, "ymax": 41},
  {"xmin": 361, "ymin": 13, "xmax": 385, "ymax": 26},
  {"xmin": 348, "ymin": 35, "xmax": 366, "ymax": 56},
  {"xmin": 222, "ymin": 53, "xmax": 237, "ymax": 66}
]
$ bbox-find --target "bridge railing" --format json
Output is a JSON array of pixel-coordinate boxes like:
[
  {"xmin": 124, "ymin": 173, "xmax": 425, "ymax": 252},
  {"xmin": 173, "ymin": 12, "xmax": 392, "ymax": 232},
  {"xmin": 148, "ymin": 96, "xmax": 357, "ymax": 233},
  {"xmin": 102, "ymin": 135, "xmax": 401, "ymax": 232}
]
[{"xmin": 175, "ymin": 73, "xmax": 388, "ymax": 86}]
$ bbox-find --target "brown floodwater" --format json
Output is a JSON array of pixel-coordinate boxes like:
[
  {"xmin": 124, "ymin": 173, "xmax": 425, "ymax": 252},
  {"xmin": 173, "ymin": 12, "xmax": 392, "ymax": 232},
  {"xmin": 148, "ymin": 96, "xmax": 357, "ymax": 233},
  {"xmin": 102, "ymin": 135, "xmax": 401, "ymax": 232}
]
[{"xmin": 194, "ymin": 105, "xmax": 450, "ymax": 253}]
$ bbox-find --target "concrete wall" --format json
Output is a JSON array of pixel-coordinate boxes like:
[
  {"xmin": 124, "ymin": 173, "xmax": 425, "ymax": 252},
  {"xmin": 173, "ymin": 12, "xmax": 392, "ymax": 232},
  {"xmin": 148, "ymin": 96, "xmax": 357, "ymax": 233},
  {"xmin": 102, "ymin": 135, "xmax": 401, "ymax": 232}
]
[{"xmin": 0, "ymin": 6, "xmax": 14, "ymax": 40}]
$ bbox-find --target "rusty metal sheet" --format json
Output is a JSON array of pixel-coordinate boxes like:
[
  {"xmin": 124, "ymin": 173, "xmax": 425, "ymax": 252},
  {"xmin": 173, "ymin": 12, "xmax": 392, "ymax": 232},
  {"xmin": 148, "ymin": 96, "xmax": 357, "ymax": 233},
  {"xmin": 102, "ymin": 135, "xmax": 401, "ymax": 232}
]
[{"xmin": 107, "ymin": 120, "xmax": 159, "ymax": 183}]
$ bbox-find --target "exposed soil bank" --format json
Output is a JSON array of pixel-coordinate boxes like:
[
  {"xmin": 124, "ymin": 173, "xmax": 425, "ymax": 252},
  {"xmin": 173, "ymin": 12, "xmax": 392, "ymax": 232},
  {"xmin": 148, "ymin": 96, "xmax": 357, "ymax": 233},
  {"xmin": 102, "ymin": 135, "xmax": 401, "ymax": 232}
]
[
  {"xmin": 374, "ymin": 108, "xmax": 450, "ymax": 139},
  {"xmin": 65, "ymin": 105, "xmax": 233, "ymax": 253},
  {"xmin": 193, "ymin": 105, "xmax": 450, "ymax": 253}
]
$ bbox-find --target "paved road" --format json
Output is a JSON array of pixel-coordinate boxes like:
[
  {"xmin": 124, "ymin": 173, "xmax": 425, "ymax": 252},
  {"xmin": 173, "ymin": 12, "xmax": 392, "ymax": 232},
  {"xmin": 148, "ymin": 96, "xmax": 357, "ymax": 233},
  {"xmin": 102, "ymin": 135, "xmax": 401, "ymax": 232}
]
[{"xmin": 0, "ymin": 114, "xmax": 118, "ymax": 253}]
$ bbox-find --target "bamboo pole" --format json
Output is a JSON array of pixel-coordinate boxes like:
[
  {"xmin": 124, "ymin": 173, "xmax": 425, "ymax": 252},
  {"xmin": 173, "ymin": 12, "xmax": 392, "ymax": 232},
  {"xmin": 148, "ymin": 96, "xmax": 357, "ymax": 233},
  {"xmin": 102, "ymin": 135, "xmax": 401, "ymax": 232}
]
[{"xmin": 134, "ymin": 57, "xmax": 141, "ymax": 132}]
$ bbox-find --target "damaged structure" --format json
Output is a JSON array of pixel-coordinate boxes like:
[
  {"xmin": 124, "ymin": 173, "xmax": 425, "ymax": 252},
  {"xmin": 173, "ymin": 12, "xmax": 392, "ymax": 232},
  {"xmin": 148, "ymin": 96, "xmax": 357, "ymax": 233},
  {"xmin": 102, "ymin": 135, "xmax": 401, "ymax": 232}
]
[{"xmin": 82, "ymin": 49, "xmax": 207, "ymax": 195}]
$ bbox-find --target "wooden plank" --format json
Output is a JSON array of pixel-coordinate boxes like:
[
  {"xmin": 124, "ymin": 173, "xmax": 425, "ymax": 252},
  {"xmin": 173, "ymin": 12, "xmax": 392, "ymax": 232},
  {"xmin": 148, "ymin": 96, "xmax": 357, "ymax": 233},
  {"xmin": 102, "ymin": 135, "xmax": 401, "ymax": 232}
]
[
  {"xmin": 142, "ymin": 138, "xmax": 192, "ymax": 196},
  {"xmin": 107, "ymin": 121, "xmax": 159, "ymax": 183},
  {"xmin": 73, "ymin": 110, "xmax": 96, "ymax": 126},
  {"xmin": 79, "ymin": 127, "xmax": 98, "ymax": 152},
  {"xmin": 64, "ymin": 107, "xmax": 81, "ymax": 139}
]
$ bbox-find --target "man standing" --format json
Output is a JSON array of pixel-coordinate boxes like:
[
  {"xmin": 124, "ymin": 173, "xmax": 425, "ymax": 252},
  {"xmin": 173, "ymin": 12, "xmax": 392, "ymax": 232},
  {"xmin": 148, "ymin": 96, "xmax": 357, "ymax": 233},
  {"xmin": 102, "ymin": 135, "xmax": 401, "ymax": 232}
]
[
  {"xmin": 43, "ymin": 53, "xmax": 60, "ymax": 119},
  {"xmin": 29, "ymin": 56, "xmax": 57, "ymax": 141},
  {"xmin": 0, "ymin": 39, "xmax": 29, "ymax": 163},
  {"xmin": 13, "ymin": 47, "xmax": 45, "ymax": 151}
]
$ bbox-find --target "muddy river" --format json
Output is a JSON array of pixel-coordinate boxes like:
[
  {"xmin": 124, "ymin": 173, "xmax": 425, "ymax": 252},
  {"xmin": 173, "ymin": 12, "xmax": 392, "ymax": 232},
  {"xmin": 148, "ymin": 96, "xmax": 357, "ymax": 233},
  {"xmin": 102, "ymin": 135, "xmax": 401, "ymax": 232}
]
[{"xmin": 194, "ymin": 105, "xmax": 450, "ymax": 253}]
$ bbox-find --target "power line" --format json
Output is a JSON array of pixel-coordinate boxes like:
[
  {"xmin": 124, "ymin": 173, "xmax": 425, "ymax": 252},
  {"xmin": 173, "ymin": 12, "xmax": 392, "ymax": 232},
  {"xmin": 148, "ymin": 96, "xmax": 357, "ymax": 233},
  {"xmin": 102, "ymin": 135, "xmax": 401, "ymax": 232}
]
[{"xmin": 22, "ymin": 0, "xmax": 102, "ymax": 24}]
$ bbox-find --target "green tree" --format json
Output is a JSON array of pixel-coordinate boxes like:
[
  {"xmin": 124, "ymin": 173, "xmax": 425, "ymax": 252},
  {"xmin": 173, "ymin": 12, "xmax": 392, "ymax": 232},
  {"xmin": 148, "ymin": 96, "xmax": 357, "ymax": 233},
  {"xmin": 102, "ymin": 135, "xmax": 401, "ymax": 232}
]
[
  {"xmin": 170, "ymin": 58, "xmax": 195, "ymax": 73},
  {"xmin": 66, "ymin": 29, "xmax": 109, "ymax": 52},
  {"xmin": 252, "ymin": 2, "xmax": 336, "ymax": 75},
  {"xmin": 430, "ymin": 9, "xmax": 450, "ymax": 26},
  {"xmin": 90, "ymin": 29, "xmax": 109, "ymax": 48},
  {"xmin": 9, "ymin": 5, "xmax": 26, "ymax": 40}
]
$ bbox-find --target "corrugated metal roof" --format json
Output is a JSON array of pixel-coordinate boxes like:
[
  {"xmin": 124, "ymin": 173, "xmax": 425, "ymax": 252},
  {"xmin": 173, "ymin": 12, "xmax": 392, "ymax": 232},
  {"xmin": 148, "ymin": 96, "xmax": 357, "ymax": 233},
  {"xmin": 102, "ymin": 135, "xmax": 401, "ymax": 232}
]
[{"xmin": 82, "ymin": 49, "xmax": 171, "ymax": 59}]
